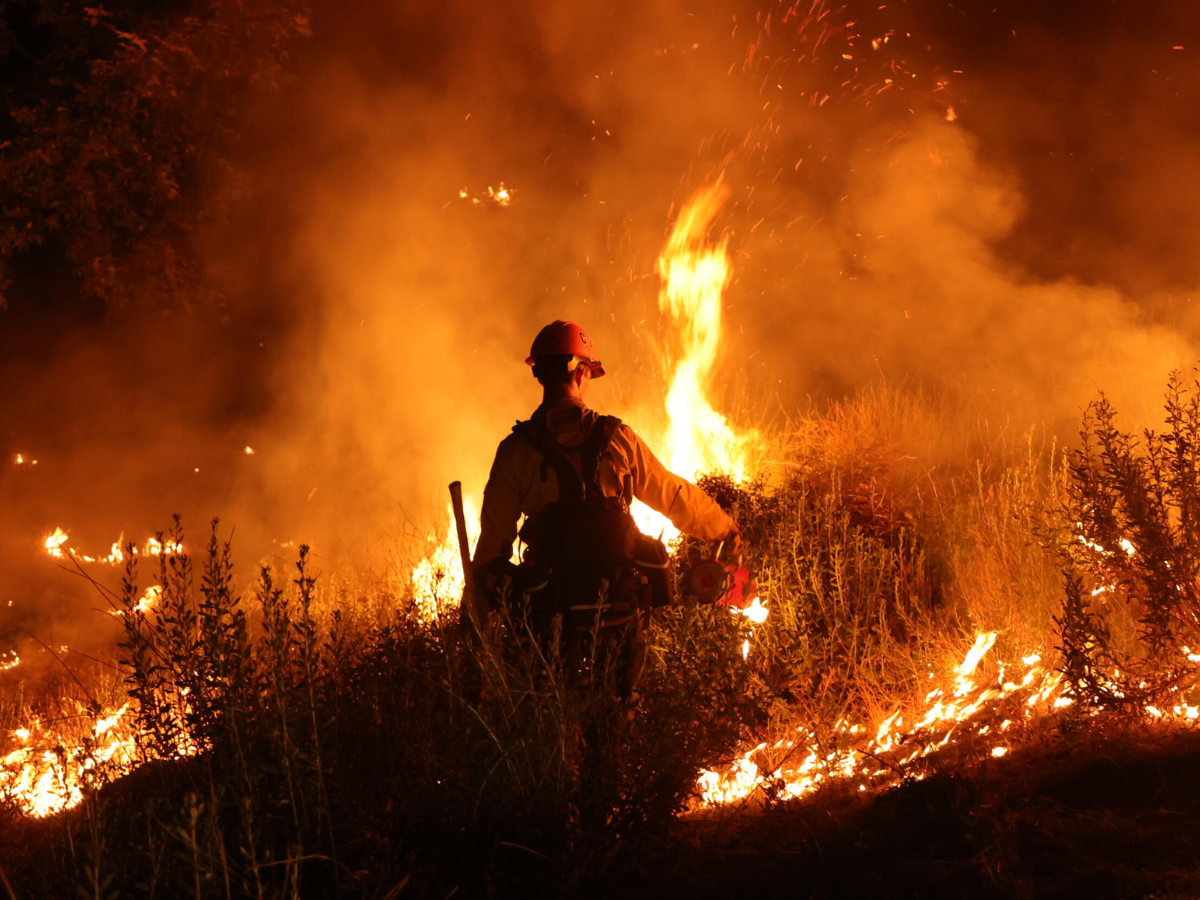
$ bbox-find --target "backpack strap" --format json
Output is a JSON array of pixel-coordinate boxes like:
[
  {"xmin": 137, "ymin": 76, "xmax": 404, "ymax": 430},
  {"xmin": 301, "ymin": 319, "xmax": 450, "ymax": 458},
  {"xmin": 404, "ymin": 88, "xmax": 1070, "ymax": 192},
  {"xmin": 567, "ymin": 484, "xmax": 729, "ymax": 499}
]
[
  {"xmin": 511, "ymin": 413, "xmax": 623, "ymax": 506},
  {"xmin": 512, "ymin": 418, "xmax": 586, "ymax": 504},
  {"xmin": 579, "ymin": 416, "xmax": 622, "ymax": 505}
]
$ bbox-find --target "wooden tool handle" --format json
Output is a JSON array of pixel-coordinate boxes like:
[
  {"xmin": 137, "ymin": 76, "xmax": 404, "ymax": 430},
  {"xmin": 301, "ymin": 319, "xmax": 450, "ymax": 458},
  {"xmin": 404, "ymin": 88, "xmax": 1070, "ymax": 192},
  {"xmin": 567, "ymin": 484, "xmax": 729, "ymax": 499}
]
[{"xmin": 448, "ymin": 481, "xmax": 482, "ymax": 630}]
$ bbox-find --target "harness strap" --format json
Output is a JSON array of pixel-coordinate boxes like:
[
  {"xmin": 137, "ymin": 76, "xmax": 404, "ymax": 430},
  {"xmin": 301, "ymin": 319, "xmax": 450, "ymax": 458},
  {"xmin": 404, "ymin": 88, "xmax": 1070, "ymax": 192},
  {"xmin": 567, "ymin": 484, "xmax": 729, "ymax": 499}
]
[
  {"xmin": 579, "ymin": 416, "xmax": 621, "ymax": 503},
  {"xmin": 512, "ymin": 413, "xmax": 622, "ymax": 506},
  {"xmin": 512, "ymin": 419, "xmax": 584, "ymax": 504}
]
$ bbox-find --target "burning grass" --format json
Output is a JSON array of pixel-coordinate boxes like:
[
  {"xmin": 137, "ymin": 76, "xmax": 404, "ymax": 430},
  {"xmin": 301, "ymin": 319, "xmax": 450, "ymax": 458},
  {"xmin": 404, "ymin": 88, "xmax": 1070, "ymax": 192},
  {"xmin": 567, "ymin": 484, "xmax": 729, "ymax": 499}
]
[{"xmin": 5, "ymin": 382, "xmax": 1200, "ymax": 897}]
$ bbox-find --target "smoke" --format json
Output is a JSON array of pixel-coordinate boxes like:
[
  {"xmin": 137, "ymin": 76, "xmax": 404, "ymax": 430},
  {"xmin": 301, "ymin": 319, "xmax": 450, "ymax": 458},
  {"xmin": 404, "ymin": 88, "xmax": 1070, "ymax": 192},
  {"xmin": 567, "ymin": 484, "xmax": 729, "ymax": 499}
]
[
  {"xmin": 4, "ymin": 0, "xmax": 1200, "ymax": 652},
  {"xmin": 213, "ymin": 0, "xmax": 770, "ymax": 551},
  {"xmin": 735, "ymin": 118, "xmax": 1194, "ymax": 434}
]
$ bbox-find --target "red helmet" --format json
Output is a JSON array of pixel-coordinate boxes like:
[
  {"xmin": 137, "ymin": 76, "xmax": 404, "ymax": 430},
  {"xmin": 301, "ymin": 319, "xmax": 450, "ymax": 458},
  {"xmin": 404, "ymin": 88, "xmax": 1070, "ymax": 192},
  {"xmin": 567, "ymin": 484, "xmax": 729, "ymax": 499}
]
[{"xmin": 525, "ymin": 320, "xmax": 605, "ymax": 377}]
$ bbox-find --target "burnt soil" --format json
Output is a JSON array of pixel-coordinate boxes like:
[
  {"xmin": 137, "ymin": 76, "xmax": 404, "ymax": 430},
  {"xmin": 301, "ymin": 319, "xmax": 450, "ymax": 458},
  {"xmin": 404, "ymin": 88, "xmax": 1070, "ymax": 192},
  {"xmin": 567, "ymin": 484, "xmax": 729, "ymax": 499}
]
[{"xmin": 610, "ymin": 729, "xmax": 1200, "ymax": 900}]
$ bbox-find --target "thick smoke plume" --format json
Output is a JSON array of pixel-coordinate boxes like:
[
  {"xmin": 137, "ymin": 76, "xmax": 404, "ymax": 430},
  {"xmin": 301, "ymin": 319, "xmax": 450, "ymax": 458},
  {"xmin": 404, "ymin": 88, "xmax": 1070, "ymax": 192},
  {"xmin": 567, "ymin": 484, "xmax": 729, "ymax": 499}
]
[{"xmin": 3, "ymin": 0, "xmax": 1200, "ymax": 655}]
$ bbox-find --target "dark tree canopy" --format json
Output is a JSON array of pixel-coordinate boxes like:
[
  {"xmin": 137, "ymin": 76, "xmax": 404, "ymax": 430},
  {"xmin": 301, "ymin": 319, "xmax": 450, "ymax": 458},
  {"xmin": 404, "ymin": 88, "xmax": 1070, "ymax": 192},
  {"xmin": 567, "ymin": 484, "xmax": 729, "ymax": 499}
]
[{"xmin": 0, "ymin": 0, "xmax": 311, "ymax": 308}]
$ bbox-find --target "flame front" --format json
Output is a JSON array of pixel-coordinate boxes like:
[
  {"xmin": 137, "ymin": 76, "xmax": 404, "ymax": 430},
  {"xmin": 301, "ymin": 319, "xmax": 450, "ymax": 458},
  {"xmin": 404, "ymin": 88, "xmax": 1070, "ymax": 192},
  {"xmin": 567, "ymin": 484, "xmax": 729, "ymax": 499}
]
[
  {"xmin": 1, "ymin": 703, "xmax": 138, "ymax": 818},
  {"xmin": 696, "ymin": 633, "xmax": 1037, "ymax": 807},
  {"xmin": 693, "ymin": 628, "xmax": 1200, "ymax": 809},
  {"xmin": 41, "ymin": 529, "xmax": 168, "ymax": 565}
]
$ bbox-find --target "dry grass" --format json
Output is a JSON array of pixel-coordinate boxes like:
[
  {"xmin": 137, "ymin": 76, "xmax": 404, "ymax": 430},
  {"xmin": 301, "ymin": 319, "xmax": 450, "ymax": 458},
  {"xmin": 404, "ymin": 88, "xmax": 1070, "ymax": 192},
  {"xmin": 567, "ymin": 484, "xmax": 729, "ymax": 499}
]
[{"xmin": 1, "ymin": 381, "xmax": 1181, "ymax": 898}]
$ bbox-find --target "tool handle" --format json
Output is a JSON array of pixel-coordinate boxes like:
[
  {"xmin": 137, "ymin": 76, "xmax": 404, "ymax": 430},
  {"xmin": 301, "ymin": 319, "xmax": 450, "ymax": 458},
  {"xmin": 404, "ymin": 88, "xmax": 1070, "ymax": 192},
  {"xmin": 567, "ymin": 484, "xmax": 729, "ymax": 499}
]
[{"xmin": 449, "ymin": 481, "xmax": 482, "ymax": 631}]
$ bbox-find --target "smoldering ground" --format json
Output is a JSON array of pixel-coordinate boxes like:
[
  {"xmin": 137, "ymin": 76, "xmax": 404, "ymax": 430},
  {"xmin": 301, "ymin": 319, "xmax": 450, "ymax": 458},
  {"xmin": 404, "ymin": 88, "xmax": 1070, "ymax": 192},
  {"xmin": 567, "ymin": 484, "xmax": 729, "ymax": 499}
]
[{"xmin": 3, "ymin": 0, "xmax": 1200, "ymax": 659}]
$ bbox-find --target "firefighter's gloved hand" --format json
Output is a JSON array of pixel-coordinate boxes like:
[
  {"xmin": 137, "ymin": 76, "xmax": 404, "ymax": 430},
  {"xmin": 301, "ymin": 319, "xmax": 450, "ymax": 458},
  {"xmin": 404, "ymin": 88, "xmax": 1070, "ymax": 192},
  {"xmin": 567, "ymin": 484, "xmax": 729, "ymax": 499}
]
[
  {"xmin": 476, "ymin": 557, "xmax": 519, "ymax": 610},
  {"xmin": 719, "ymin": 529, "xmax": 744, "ymax": 562}
]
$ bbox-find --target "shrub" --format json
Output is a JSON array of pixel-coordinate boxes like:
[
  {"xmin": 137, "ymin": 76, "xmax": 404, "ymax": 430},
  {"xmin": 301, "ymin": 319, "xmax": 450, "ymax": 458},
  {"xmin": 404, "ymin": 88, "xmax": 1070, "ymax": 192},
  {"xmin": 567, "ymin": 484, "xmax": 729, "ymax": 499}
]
[
  {"xmin": 686, "ymin": 444, "xmax": 951, "ymax": 785},
  {"xmin": 1058, "ymin": 371, "xmax": 1200, "ymax": 709},
  {"xmin": 1, "ymin": 511, "xmax": 764, "ymax": 897}
]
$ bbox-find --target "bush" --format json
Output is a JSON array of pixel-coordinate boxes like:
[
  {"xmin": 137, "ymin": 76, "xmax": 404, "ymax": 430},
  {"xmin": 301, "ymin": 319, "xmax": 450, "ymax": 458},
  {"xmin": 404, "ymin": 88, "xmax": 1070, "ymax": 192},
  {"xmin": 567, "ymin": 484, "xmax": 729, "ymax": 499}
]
[
  {"xmin": 1058, "ymin": 371, "xmax": 1200, "ymax": 710},
  {"xmin": 941, "ymin": 435, "xmax": 1068, "ymax": 656},
  {"xmin": 683, "ymin": 437, "xmax": 954, "ymax": 788},
  {"xmin": 0, "ymin": 513, "xmax": 764, "ymax": 897}
]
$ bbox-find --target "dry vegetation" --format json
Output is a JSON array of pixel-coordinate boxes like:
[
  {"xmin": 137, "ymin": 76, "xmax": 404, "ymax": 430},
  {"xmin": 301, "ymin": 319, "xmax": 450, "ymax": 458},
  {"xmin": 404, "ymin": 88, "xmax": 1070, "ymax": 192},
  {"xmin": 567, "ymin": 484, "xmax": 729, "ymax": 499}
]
[{"xmin": 5, "ymin": 380, "xmax": 1200, "ymax": 898}]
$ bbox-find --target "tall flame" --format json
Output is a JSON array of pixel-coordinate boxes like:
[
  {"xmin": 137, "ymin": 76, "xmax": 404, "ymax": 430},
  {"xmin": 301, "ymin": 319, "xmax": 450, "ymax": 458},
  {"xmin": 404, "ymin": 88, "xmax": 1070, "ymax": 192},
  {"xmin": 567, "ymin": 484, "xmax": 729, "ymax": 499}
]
[
  {"xmin": 633, "ymin": 181, "xmax": 751, "ymax": 540},
  {"xmin": 657, "ymin": 181, "xmax": 746, "ymax": 482}
]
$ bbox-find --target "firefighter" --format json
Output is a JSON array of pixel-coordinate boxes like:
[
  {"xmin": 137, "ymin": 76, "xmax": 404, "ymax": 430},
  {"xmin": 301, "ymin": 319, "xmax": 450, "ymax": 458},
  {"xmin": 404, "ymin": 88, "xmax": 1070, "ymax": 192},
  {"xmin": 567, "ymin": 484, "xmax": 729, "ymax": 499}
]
[{"xmin": 473, "ymin": 319, "xmax": 740, "ymax": 699}]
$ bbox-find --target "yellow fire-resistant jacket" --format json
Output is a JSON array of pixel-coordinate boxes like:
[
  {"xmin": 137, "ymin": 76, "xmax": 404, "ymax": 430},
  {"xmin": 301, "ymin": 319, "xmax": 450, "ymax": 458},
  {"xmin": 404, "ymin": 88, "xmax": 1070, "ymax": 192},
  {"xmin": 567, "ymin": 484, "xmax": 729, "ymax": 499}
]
[{"xmin": 473, "ymin": 397, "xmax": 736, "ymax": 568}]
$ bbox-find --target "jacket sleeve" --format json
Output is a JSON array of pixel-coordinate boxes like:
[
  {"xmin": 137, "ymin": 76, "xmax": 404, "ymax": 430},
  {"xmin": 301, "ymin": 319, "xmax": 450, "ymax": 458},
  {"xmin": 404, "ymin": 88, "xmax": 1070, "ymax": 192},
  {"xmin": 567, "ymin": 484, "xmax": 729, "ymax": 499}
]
[
  {"xmin": 474, "ymin": 437, "xmax": 523, "ymax": 567},
  {"xmin": 627, "ymin": 428, "xmax": 736, "ymax": 541}
]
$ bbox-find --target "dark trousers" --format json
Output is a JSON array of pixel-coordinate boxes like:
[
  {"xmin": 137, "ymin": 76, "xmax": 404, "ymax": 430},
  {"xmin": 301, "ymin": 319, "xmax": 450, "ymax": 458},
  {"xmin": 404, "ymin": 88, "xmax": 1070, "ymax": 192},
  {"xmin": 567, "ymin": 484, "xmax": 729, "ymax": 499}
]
[{"xmin": 563, "ymin": 613, "xmax": 647, "ymax": 702}]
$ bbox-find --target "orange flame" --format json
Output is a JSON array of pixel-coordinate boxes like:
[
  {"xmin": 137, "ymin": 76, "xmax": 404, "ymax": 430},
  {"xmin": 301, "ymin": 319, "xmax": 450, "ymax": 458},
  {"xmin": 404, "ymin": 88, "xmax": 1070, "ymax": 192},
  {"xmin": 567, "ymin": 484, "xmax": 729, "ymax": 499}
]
[
  {"xmin": 43, "ymin": 527, "xmax": 70, "ymax": 559},
  {"xmin": 631, "ymin": 181, "xmax": 755, "ymax": 541},
  {"xmin": 42, "ymin": 529, "xmax": 171, "ymax": 564},
  {"xmin": 694, "ymin": 629, "xmax": 1200, "ymax": 809},
  {"xmin": 1, "ymin": 703, "xmax": 138, "ymax": 817},
  {"xmin": 657, "ymin": 181, "xmax": 747, "ymax": 481},
  {"xmin": 409, "ymin": 497, "xmax": 480, "ymax": 621},
  {"xmin": 108, "ymin": 585, "xmax": 162, "ymax": 618},
  {"xmin": 697, "ymin": 632, "xmax": 1039, "ymax": 806}
]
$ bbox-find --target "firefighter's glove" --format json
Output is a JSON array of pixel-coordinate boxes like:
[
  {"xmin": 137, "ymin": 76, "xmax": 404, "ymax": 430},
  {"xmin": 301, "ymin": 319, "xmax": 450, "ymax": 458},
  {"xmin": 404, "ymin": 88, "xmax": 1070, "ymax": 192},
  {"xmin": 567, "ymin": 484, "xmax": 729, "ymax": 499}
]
[
  {"xmin": 720, "ymin": 529, "xmax": 744, "ymax": 563},
  {"xmin": 477, "ymin": 558, "xmax": 519, "ymax": 610}
]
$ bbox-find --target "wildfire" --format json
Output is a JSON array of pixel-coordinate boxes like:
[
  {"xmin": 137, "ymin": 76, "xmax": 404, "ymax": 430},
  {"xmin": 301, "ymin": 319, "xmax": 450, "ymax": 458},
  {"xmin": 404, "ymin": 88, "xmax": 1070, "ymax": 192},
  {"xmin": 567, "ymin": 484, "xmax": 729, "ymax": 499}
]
[
  {"xmin": 739, "ymin": 596, "xmax": 769, "ymax": 624},
  {"xmin": 694, "ymin": 630, "xmax": 1200, "ymax": 808},
  {"xmin": 457, "ymin": 182, "xmax": 514, "ymax": 207},
  {"xmin": 630, "ymin": 182, "xmax": 755, "ymax": 541},
  {"xmin": 14, "ymin": 520, "xmax": 1200, "ymax": 821},
  {"xmin": 489, "ymin": 183, "xmax": 513, "ymax": 205},
  {"xmin": 656, "ymin": 181, "xmax": 748, "ymax": 482},
  {"xmin": 409, "ymin": 497, "xmax": 480, "ymax": 621},
  {"xmin": 697, "ymin": 633, "xmax": 1037, "ymax": 806},
  {"xmin": 108, "ymin": 585, "xmax": 162, "ymax": 617},
  {"xmin": 43, "ymin": 527, "xmax": 69, "ymax": 559},
  {"xmin": 144, "ymin": 536, "xmax": 183, "ymax": 556},
  {"xmin": 42, "ymin": 528, "xmax": 177, "ymax": 564},
  {"xmin": 0, "ymin": 703, "xmax": 138, "ymax": 818},
  {"xmin": 4, "ymin": 495, "xmax": 469, "ymax": 819}
]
